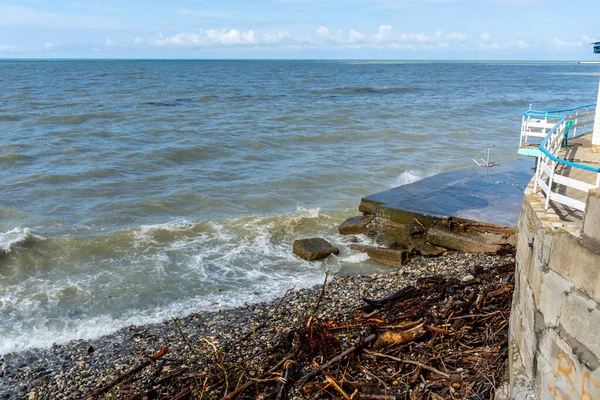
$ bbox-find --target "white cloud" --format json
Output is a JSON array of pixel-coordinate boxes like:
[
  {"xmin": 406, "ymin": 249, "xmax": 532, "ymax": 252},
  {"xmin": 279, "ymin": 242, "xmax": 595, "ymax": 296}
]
[
  {"xmin": 516, "ymin": 39, "xmax": 529, "ymax": 49},
  {"xmin": 105, "ymin": 25, "xmax": 519, "ymax": 54},
  {"xmin": 0, "ymin": 45, "xmax": 18, "ymax": 52},
  {"xmin": 349, "ymin": 29, "xmax": 364, "ymax": 42},
  {"xmin": 0, "ymin": 42, "xmax": 59, "ymax": 53},
  {"xmin": 373, "ymin": 25, "xmax": 394, "ymax": 43},
  {"xmin": 446, "ymin": 32, "xmax": 467, "ymax": 41},
  {"xmin": 263, "ymin": 32, "xmax": 287, "ymax": 44},
  {"xmin": 476, "ymin": 33, "xmax": 530, "ymax": 51},
  {"xmin": 552, "ymin": 38, "xmax": 582, "ymax": 49},
  {"xmin": 104, "ymin": 38, "xmax": 125, "ymax": 47},
  {"xmin": 148, "ymin": 29, "xmax": 260, "ymax": 48},
  {"xmin": 316, "ymin": 26, "xmax": 330, "ymax": 37}
]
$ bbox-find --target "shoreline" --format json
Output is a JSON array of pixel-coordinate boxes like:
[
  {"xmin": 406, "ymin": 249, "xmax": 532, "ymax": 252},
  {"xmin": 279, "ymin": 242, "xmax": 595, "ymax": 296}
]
[{"xmin": 0, "ymin": 251, "xmax": 513, "ymax": 399}]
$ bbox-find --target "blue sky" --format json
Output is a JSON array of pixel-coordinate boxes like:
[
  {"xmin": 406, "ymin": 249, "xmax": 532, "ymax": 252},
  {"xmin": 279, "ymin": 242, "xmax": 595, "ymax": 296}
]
[{"xmin": 0, "ymin": 0, "xmax": 598, "ymax": 60}]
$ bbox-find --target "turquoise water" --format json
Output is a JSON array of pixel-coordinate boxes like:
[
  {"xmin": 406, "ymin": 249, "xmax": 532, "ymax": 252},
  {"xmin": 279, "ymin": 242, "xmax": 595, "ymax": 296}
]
[{"xmin": 1, "ymin": 60, "xmax": 599, "ymax": 353}]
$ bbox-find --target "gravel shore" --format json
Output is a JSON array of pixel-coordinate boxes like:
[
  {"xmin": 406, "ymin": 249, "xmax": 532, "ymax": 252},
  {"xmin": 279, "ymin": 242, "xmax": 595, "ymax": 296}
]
[{"xmin": 0, "ymin": 252, "xmax": 514, "ymax": 399}]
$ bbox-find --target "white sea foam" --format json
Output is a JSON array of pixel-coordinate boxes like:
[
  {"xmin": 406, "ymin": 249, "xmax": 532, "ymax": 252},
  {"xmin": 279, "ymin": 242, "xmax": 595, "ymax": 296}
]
[
  {"xmin": 0, "ymin": 227, "xmax": 40, "ymax": 254},
  {"xmin": 391, "ymin": 168, "xmax": 438, "ymax": 188},
  {"xmin": 0, "ymin": 206, "xmax": 378, "ymax": 354}
]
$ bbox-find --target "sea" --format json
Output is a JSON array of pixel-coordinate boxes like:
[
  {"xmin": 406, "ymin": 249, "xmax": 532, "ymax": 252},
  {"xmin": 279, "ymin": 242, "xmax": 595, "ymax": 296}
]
[{"xmin": 1, "ymin": 60, "xmax": 599, "ymax": 354}]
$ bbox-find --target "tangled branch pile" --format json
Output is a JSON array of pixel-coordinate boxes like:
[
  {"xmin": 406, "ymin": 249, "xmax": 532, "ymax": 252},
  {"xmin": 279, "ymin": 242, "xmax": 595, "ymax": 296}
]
[{"xmin": 82, "ymin": 261, "xmax": 514, "ymax": 400}]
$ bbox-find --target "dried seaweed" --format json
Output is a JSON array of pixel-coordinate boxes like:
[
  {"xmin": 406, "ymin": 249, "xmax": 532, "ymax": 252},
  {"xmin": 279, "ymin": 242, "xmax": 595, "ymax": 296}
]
[{"xmin": 82, "ymin": 260, "xmax": 514, "ymax": 400}]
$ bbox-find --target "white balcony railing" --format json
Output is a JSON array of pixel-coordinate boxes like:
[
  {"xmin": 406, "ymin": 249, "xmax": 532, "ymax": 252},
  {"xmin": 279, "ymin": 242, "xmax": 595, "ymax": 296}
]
[{"xmin": 521, "ymin": 104, "xmax": 599, "ymax": 212}]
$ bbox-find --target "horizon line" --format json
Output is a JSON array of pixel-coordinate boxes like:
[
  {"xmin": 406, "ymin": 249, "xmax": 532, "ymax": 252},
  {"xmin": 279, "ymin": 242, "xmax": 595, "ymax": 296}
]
[{"xmin": 0, "ymin": 57, "xmax": 594, "ymax": 62}]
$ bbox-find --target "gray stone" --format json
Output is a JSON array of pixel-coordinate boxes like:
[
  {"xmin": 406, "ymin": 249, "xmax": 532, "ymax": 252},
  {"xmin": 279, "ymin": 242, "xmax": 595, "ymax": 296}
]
[
  {"xmin": 338, "ymin": 215, "xmax": 373, "ymax": 235},
  {"xmin": 293, "ymin": 238, "xmax": 339, "ymax": 261}
]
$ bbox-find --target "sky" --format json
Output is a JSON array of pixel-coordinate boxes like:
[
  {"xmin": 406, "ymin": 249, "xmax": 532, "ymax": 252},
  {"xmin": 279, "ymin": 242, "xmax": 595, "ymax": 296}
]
[{"xmin": 0, "ymin": 0, "xmax": 598, "ymax": 60}]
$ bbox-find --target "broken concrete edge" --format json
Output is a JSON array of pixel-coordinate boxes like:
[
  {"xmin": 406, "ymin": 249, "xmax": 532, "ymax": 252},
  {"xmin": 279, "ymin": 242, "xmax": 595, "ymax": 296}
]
[
  {"xmin": 349, "ymin": 244, "xmax": 409, "ymax": 267},
  {"xmin": 360, "ymin": 198, "xmax": 516, "ymax": 236},
  {"xmin": 339, "ymin": 208, "xmax": 517, "ymax": 267}
]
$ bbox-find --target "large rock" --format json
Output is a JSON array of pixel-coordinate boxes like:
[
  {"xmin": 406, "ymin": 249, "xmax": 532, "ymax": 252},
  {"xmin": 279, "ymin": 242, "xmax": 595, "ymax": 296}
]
[
  {"xmin": 338, "ymin": 215, "xmax": 373, "ymax": 235},
  {"xmin": 293, "ymin": 238, "xmax": 339, "ymax": 261},
  {"xmin": 350, "ymin": 244, "xmax": 409, "ymax": 267}
]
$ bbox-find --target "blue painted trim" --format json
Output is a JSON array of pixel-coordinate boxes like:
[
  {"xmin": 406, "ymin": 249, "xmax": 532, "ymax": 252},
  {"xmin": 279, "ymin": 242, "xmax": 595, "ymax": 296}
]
[
  {"xmin": 523, "ymin": 103, "xmax": 596, "ymax": 117},
  {"xmin": 518, "ymin": 148, "xmax": 541, "ymax": 157},
  {"xmin": 534, "ymin": 105, "xmax": 600, "ymax": 173}
]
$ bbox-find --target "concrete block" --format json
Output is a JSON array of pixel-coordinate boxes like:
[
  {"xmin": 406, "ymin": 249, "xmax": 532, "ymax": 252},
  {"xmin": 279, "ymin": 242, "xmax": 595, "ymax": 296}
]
[
  {"xmin": 537, "ymin": 329, "xmax": 600, "ymax": 400},
  {"xmin": 548, "ymin": 233, "xmax": 600, "ymax": 303},
  {"xmin": 527, "ymin": 257, "xmax": 543, "ymax": 308},
  {"xmin": 509, "ymin": 305, "xmax": 537, "ymax": 399},
  {"xmin": 349, "ymin": 244, "xmax": 408, "ymax": 266},
  {"xmin": 582, "ymin": 188, "xmax": 600, "ymax": 247},
  {"xmin": 520, "ymin": 285, "xmax": 538, "ymax": 372},
  {"xmin": 516, "ymin": 220, "xmax": 534, "ymax": 273},
  {"xmin": 535, "ymin": 229, "xmax": 554, "ymax": 268},
  {"xmin": 510, "ymin": 305, "xmax": 526, "ymax": 362},
  {"xmin": 538, "ymin": 270, "xmax": 570, "ymax": 327},
  {"xmin": 560, "ymin": 289, "xmax": 600, "ymax": 365},
  {"xmin": 514, "ymin": 260, "xmax": 529, "ymax": 316}
]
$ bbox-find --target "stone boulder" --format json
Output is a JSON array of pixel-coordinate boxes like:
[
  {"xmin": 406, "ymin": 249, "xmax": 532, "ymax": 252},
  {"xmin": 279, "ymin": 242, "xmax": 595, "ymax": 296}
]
[
  {"xmin": 293, "ymin": 238, "xmax": 339, "ymax": 261},
  {"xmin": 338, "ymin": 215, "xmax": 373, "ymax": 235}
]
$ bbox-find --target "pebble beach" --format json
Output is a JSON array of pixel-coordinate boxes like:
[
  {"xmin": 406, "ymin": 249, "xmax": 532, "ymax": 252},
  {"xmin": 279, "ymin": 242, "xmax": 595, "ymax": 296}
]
[{"xmin": 0, "ymin": 252, "xmax": 514, "ymax": 399}]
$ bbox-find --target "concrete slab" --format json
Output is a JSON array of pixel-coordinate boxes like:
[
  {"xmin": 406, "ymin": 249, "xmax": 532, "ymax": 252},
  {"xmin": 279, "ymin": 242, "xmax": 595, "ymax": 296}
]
[{"xmin": 360, "ymin": 159, "xmax": 535, "ymax": 227}]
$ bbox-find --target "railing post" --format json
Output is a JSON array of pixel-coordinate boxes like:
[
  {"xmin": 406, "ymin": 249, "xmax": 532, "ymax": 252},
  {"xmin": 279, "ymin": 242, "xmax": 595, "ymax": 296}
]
[
  {"xmin": 533, "ymin": 156, "xmax": 541, "ymax": 193},
  {"xmin": 520, "ymin": 114, "xmax": 525, "ymax": 146},
  {"xmin": 545, "ymin": 160, "xmax": 556, "ymax": 210},
  {"xmin": 593, "ymin": 80, "xmax": 600, "ymax": 151}
]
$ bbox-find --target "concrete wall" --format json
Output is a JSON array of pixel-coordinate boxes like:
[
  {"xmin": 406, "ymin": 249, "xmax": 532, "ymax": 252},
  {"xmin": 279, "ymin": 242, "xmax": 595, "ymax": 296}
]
[{"xmin": 509, "ymin": 187, "xmax": 600, "ymax": 399}]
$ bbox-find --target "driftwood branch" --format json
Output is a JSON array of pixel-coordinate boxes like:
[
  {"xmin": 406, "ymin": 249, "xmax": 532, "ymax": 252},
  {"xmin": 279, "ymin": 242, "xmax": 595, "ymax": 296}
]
[
  {"xmin": 299, "ymin": 333, "xmax": 377, "ymax": 388},
  {"xmin": 221, "ymin": 354, "xmax": 295, "ymax": 400},
  {"xmin": 364, "ymin": 350, "xmax": 450, "ymax": 379}
]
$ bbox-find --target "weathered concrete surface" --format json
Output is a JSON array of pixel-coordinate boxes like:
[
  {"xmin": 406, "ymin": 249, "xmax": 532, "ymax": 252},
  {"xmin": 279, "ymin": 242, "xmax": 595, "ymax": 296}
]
[
  {"xmin": 349, "ymin": 244, "xmax": 409, "ymax": 267},
  {"xmin": 292, "ymin": 238, "xmax": 339, "ymax": 261},
  {"xmin": 358, "ymin": 211, "xmax": 517, "ymax": 256},
  {"xmin": 343, "ymin": 160, "xmax": 532, "ymax": 263},
  {"xmin": 582, "ymin": 189, "xmax": 600, "ymax": 250},
  {"xmin": 360, "ymin": 159, "xmax": 534, "ymax": 226},
  {"xmin": 508, "ymin": 178, "xmax": 600, "ymax": 399}
]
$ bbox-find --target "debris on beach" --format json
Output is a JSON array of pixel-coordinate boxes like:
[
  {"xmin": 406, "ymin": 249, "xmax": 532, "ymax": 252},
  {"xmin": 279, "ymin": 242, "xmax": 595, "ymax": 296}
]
[{"xmin": 76, "ymin": 258, "xmax": 514, "ymax": 399}]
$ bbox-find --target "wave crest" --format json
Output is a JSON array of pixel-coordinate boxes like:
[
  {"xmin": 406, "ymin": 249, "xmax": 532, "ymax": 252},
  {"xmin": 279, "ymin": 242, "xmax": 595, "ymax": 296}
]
[{"xmin": 0, "ymin": 228, "xmax": 42, "ymax": 255}]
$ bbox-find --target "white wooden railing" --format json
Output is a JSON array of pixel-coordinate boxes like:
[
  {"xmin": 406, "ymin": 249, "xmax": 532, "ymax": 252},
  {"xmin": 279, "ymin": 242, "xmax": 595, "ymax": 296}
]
[
  {"xmin": 523, "ymin": 104, "xmax": 599, "ymax": 212},
  {"xmin": 520, "ymin": 104, "xmax": 596, "ymax": 147}
]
